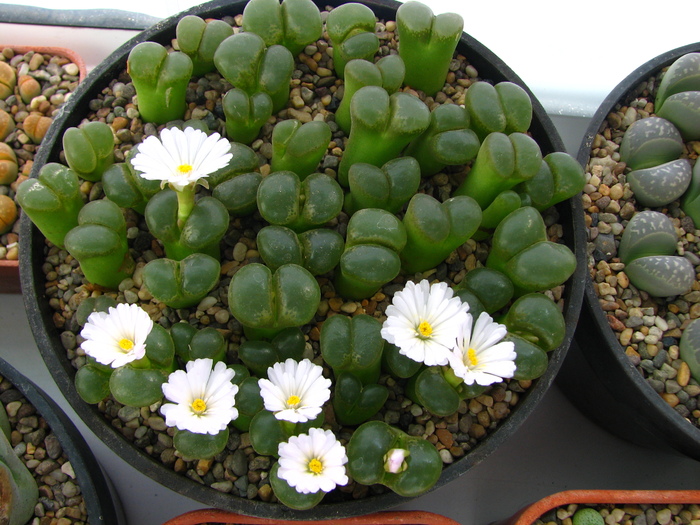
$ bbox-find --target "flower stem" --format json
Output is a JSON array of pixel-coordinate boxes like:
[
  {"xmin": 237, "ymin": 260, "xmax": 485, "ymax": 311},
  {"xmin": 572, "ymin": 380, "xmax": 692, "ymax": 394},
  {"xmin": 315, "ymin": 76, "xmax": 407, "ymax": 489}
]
[{"xmin": 174, "ymin": 184, "xmax": 195, "ymax": 229}]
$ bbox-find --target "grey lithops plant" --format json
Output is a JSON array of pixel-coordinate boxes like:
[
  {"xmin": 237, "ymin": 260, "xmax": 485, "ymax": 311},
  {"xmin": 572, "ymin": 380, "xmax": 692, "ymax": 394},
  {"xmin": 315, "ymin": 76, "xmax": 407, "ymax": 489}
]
[
  {"xmin": 656, "ymin": 90, "xmax": 700, "ymax": 140},
  {"xmin": 618, "ymin": 116, "xmax": 684, "ymax": 171},
  {"xmin": 679, "ymin": 317, "xmax": 700, "ymax": 383},
  {"xmin": 627, "ymin": 158, "xmax": 692, "ymax": 207},
  {"xmin": 618, "ymin": 210, "xmax": 695, "ymax": 297},
  {"xmin": 681, "ymin": 158, "xmax": 700, "ymax": 224},
  {"xmin": 655, "ymin": 52, "xmax": 700, "ymax": 111}
]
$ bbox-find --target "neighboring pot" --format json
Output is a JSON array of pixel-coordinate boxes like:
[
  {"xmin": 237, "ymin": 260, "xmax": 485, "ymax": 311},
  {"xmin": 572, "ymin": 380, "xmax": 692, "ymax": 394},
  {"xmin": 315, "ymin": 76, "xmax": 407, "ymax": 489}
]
[
  {"xmin": 163, "ymin": 509, "xmax": 460, "ymax": 525},
  {"xmin": 496, "ymin": 490, "xmax": 700, "ymax": 525},
  {"xmin": 558, "ymin": 42, "xmax": 700, "ymax": 461},
  {"xmin": 0, "ymin": 44, "xmax": 87, "ymax": 294},
  {"xmin": 19, "ymin": 0, "xmax": 586, "ymax": 519},
  {"xmin": 0, "ymin": 354, "xmax": 122, "ymax": 524}
]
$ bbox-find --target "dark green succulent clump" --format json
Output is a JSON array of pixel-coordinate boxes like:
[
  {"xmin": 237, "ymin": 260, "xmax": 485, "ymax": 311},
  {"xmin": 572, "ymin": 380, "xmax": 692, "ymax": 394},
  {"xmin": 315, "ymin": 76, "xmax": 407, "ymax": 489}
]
[{"xmin": 20, "ymin": 0, "xmax": 586, "ymax": 510}]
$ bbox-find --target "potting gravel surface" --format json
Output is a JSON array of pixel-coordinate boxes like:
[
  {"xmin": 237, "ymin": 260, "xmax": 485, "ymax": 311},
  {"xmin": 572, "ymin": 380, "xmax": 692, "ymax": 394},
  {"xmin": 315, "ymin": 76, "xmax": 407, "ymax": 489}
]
[
  {"xmin": 0, "ymin": 47, "xmax": 82, "ymax": 261},
  {"xmin": 0, "ymin": 375, "xmax": 89, "ymax": 524},
  {"xmin": 536, "ymin": 503, "xmax": 700, "ymax": 525},
  {"xmin": 584, "ymin": 68, "xmax": 700, "ymax": 429},
  {"xmin": 39, "ymin": 10, "xmax": 568, "ymax": 504}
]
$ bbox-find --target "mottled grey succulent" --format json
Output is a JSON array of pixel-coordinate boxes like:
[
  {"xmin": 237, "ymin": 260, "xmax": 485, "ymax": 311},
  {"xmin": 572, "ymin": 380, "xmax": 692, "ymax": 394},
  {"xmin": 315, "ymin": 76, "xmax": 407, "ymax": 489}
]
[
  {"xmin": 680, "ymin": 317, "xmax": 700, "ymax": 383},
  {"xmin": 619, "ymin": 210, "xmax": 695, "ymax": 297},
  {"xmin": 656, "ymin": 90, "xmax": 700, "ymax": 141},
  {"xmin": 681, "ymin": 159, "xmax": 700, "ymax": 226},
  {"xmin": 619, "ymin": 116, "xmax": 684, "ymax": 171},
  {"xmin": 655, "ymin": 52, "xmax": 700, "ymax": 111},
  {"xmin": 627, "ymin": 158, "xmax": 691, "ymax": 207}
]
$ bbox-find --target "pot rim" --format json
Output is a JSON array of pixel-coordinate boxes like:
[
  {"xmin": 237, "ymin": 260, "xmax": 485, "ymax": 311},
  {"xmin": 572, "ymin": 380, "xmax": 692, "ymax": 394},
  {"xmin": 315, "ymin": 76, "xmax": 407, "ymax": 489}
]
[
  {"xmin": 0, "ymin": 44, "xmax": 88, "ymax": 82},
  {"xmin": 162, "ymin": 508, "xmax": 462, "ymax": 524},
  {"xmin": 500, "ymin": 489, "xmax": 700, "ymax": 525},
  {"xmin": 0, "ymin": 354, "xmax": 123, "ymax": 524},
  {"xmin": 572, "ymin": 41, "xmax": 700, "ymax": 454},
  {"xmin": 19, "ymin": 0, "xmax": 585, "ymax": 518}
]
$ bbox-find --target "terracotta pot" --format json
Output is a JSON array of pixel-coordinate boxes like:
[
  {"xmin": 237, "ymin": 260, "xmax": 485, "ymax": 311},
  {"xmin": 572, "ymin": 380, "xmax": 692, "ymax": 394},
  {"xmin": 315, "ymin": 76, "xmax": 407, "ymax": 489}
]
[
  {"xmin": 0, "ymin": 354, "xmax": 123, "ymax": 524},
  {"xmin": 497, "ymin": 490, "xmax": 700, "ymax": 525},
  {"xmin": 0, "ymin": 44, "xmax": 87, "ymax": 294},
  {"xmin": 19, "ymin": 0, "xmax": 586, "ymax": 518},
  {"xmin": 163, "ymin": 509, "xmax": 460, "ymax": 525},
  {"xmin": 557, "ymin": 42, "xmax": 700, "ymax": 461}
]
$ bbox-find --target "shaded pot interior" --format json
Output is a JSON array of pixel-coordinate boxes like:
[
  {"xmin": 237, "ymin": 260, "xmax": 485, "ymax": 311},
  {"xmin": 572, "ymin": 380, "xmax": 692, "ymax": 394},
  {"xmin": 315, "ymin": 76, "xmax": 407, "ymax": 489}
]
[
  {"xmin": 19, "ymin": 0, "xmax": 586, "ymax": 519},
  {"xmin": 558, "ymin": 42, "xmax": 700, "ymax": 460},
  {"xmin": 0, "ymin": 355, "xmax": 123, "ymax": 524}
]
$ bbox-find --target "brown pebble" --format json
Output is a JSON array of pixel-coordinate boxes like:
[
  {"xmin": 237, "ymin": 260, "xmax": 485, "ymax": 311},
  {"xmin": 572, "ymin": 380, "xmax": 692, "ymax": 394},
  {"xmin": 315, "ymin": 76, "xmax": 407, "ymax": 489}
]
[
  {"xmin": 661, "ymin": 393, "xmax": 680, "ymax": 408},
  {"xmin": 435, "ymin": 428, "xmax": 454, "ymax": 448},
  {"xmin": 677, "ymin": 361, "xmax": 691, "ymax": 387},
  {"xmin": 607, "ymin": 314, "xmax": 626, "ymax": 332}
]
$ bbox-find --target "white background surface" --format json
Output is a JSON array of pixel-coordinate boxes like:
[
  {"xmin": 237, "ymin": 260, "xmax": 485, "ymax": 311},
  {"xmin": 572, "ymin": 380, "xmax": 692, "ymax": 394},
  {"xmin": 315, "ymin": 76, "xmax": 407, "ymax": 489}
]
[{"xmin": 0, "ymin": 1, "xmax": 699, "ymax": 523}]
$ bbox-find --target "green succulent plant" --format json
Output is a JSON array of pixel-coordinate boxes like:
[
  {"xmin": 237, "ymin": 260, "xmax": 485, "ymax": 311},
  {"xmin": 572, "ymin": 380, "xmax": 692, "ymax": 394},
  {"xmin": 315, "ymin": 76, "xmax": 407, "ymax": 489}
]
[
  {"xmin": 403, "ymin": 103, "xmax": 480, "ymax": 177},
  {"xmin": 334, "ymin": 208, "xmax": 406, "ymax": 299},
  {"xmin": 63, "ymin": 199, "xmax": 135, "ymax": 290},
  {"xmin": 0, "ymin": 402, "xmax": 38, "ymax": 525},
  {"xmin": 270, "ymin": 119, "xmax": 331, "ymax": 179},
  {"xmin": 463, "ymin": 81, "xmax": 533, "ymax": 141},
  {"xmin": 256, "ymin": 171, "xmax": 344, "ymax": 232},
  {"xmin": 396, "ymin": 1, "xmax": 463, "ymax": 97},
  {"xmin": 400, "ymin": 192, "xmax": 482, "ymax": 274},
  {"xmin": 335, "ymin": 55, "xmax": 406, "ymax": 133},
  {"xmin": 337, "ymin": 85, "xmax": 430, "ymax": 187},
  {"xmin": 127, "ymin": 41, "xmax": 193, "ymax": 124},
  {"xmin": 62, "ymin": 121, "xmax": 115, "ymax": 182},
  {"xmin": 486, "ymin": 206, "xmax": 576, "ymax": 296},
  {"xmin": 325, "ymin": 2, "xmax": 379, "ymax": 78},
  {"xmin": 142, "ymin": 253, "xmax": 221, "ymax": 309},
  {"xmin": 241, "ymin": 0, "xmax": 323, "ymax": 57},
  {"xmin": 343, "ymin": 157, "xmax": 421, "ymax": 216},
  {"xmin": 175, "ymin": 15, "xmax": 233, "ymax": 77},
  {"xmin": 228, "ymin": 263, "xmax": 321, "ymax": 340},
  {"xmin": 16, "ymin": 162, "xmax": 84, "ymax": 249}
]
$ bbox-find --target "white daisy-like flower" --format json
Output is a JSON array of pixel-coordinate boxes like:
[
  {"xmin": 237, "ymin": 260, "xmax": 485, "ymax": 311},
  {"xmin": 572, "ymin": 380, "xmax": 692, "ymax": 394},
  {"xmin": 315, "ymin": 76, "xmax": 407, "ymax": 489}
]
[
  {"xmin": 380, "ymin": 280, "xmax": 470, "ymax": 366},
  {"xmin": 277, "ymin": 428, "xmax": 348, "ymax": 494},
  {"xmin": 80, "ymin": 303, "xmax": 153, "ymax": 368},
  {"xmin": 258, "ymin": 358, "xmax": 331, "ymax": 423},
  {"xmin": 447, "ymin": 311, "xmax": 517, "ymax": 386},
  {"xmin": 160, "ymin": 358, "xmax": 239, "ymax": 435},
  {"xmin": 130, "ymin": 126, "xmax": 233, "ymax": 191}
]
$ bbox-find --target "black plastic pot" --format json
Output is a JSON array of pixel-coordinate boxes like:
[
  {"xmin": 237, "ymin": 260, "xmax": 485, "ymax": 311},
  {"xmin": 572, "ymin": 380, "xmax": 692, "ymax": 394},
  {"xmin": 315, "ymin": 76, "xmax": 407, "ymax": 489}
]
[
  {"xmin": 0, "ymin": 355, "xmax": 123, "ymax": 524},
  {"xmin": 19, "ymin": 0, "xmax": 586, "ymax": 519},
  {"xmin": 558, "ymin": 42, "xmax": 700, "ymax": 461}
]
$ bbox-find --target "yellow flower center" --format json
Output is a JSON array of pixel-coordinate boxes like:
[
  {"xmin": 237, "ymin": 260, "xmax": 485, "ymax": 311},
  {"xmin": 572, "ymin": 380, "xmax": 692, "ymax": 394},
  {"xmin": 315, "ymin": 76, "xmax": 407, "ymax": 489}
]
[
  {"xmin": 118, "ymin": 338, "xmax": 134, "ymax": 352},
  {"xmin": 418, "ymin": 320, "xmax": 433, "ymax": 338},
  {"xmin": 191, "ymin": 398, "xmax": 207, "ymax": 414},
  {"xmin": 468, "ymin": 348, "xmax": 479, "ymax": 367},
  {"xmin": 308, "ymin": 458, "xmax": 323, "ymax": 475},
  {"xmin": 177, "ymin": 164, "xmax": 193, "ymax": 175},
  {"xmin": 286, "ymin": 395, "xmax": 301, "ymax": 407}
]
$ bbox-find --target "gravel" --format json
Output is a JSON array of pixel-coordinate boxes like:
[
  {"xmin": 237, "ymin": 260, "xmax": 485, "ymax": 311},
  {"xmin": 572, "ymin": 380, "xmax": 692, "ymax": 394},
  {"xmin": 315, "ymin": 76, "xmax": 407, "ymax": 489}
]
[{"xmin": 0, "ymin": 375, "xmax": 89, "ymax": 524}]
